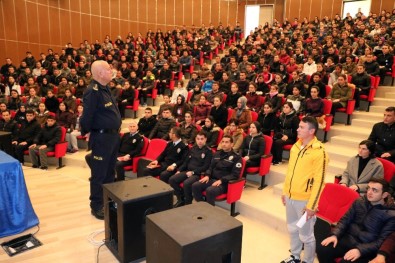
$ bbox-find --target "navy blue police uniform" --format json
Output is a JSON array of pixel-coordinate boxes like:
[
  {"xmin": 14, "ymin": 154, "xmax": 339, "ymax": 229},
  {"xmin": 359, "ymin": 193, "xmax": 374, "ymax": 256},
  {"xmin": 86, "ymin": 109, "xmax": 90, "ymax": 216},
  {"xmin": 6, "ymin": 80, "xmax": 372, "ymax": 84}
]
[
  {"xmin": 192, "ymin": 150, "xmax": 242, "ymax": 205},
  {"xmin": 80, "ymin": 79, "xmax": 121, "ymax": 213}
]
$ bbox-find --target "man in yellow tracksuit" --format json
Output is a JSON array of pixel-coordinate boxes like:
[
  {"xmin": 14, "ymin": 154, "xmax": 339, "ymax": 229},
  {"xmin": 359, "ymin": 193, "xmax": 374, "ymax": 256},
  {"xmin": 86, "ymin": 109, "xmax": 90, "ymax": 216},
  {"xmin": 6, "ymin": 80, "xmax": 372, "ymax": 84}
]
[{"xmin": 281, "ymin": 116, "xmax": 329, "ymax": 263}]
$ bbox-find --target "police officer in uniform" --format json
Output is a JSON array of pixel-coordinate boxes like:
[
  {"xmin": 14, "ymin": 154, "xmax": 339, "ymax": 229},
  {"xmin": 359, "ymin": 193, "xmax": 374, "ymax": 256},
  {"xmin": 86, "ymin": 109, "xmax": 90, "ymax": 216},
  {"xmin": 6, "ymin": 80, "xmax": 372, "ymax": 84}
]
[
  {"xmin": 192, "ymin": 135, "xmax": 243, "ymax": 206},
  {"xmin": 141, "ymin": 126, "xmax": 188, "ymax": 183},
  {"xmin": 169, "ymin": 131, "xmax": 213, "ymax": 207},
  {"xmin": 115, "ymin": 120, "xmax": 144, "ymax": 181},
  {"xmin": 80, "ymin": 60, "xmax": 121, "ymax": 220}
]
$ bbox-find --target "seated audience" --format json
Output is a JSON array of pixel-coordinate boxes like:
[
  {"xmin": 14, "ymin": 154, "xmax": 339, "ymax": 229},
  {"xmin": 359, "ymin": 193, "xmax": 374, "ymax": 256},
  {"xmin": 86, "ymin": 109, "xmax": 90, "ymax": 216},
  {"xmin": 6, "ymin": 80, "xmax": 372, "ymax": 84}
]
[
  {"xmin": 210, "ymin": 95, "xmax": 228, "ymax": 129},
  {"xmin": 230, "ymin": 96, "xmax": 252, "ymax": 132},
  {"xmin": 368, "ymin": 107, "xmax": 395, "ymax": 163},
  {"xmin": 201, "ymin": 116, "xmax": 220, "ymax": 148},
  {"xmin": 141, "ymin": 127, "xmax": 188, "ymax": 183},
  {"xmin": 148, "ymin": 106, "xmax": 176, "ymax": 140},
  {"xmin": 257, "ymin": 102, "xmax": 277, "ymax": 136},
  {"xmin": 194, "ymin": 94, "xmax": 211, "ymax": 126},
  {"xmin": 172, "ymin": 94, "xmax": 191, "ymax": 123},
  {"xmin": 169, "ymin": 131, "xmax": 213, "ymax": 207},
  {"xmin": 179, "ymin": 111, "xmax": 198, "ymax": 145},
  {"xmin": 117, "ymin": 81, "xmax": 135, "ymax": 120},
  {"xmin": 11, "ymin": 109, "xmax": 41, "ymax": 164},
  {"xmin": 28, "ymin": 115, "xmax": 61, "ymax": 170},
  {"xmin": 338, "ymin": 140, "xmax": 384, "ymax": 194},
  {"xmin": 36, "ymin": 102, "xmax": 49, "ymax": 127},
  {"xmin": 115, "ymin": 121, "xmax": 144, "ymax": 181},
  {"xmin": 192, "ymin": 135, "xmax": 243, "ymax": 206},
  {"xmin": 316, "ymin": 178, "xmax": 395, "ymax": 263},
  {"xmin": 218, "ymin": 118, "xmax": 244, "ymax": 152},
  {"xmin": 138, "ymin": 107, "xmax": 157, "ymax": 138},
  {"xmin": 66, "ymin": 104, "xmax": 84, "ymax": 153},
  {"xmin": 240, "ymin": 121, "xmax": 265, "ymax": 178}
]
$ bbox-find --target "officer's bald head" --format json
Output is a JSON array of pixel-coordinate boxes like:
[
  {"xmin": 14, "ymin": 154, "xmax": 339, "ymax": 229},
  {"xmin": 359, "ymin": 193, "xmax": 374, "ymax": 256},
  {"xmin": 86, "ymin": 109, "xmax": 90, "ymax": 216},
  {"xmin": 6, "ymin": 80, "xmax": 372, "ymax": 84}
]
[{"xmin": 91, "ymin": 60, "xmax": 113, "ymax": 86}]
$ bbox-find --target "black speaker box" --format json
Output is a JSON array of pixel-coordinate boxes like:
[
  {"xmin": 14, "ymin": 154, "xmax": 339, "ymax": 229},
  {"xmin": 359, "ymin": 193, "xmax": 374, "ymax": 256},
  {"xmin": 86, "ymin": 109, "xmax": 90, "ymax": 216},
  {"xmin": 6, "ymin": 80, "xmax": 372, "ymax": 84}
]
[
  {"xmin": 0, "ymin": 131, "xmax": 12, "ymax": 156},
  {"xmin": 103, "ymin": 176, "xmax": 173, "ymax": 263},
  {"xmin": 146, "ymin": 202, "xmax": 243, "ymax": 263}
]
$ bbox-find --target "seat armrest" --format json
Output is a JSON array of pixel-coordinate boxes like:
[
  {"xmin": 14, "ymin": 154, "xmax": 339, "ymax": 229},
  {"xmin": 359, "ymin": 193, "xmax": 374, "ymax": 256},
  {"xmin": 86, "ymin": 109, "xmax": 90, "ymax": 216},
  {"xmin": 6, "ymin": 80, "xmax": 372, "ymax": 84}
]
[{"xmin": 227, "ymin": 179, "xmax": 245, "ymax": 204}]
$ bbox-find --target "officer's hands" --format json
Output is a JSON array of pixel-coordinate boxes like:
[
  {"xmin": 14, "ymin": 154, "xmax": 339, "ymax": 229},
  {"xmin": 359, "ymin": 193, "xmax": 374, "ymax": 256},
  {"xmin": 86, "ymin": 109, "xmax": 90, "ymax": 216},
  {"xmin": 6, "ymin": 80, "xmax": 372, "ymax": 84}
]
[
  {"xmin": 20, "ymin": 142, "xmax": 27, "ymax": 145},
  {"xmin": 199, "ymin": 176, "xmax": 209, "ymax": 183},
  {"xmin": 167, "ymin": 165, "xmax": 175, "ymax": 171},
  {"xmin": 39, "ymin": 145, "xmax": 47, "ymax": 150},
  {"xmin": 343, "ymin": 249, "xmax": 361, "ymax": 261},
  {"xmin": 12, "ymin": 141, "xmax": 18, "ymax": 145},
  {"xmin": 29, "ymin": 144, "xmax": 37, "ymax": 149},
  {"xmin": 212, "ymin": 180, "xmax": 222, "ymax": 187},
  {"xmin": 148, "ymin": 160, "xmax": 158, "ymax": 168},
  {"xmin": 186, "ymin": 171, "xmax": 193, "ymax": 177},
  {"xmin": 243, "ymin": 156, "xmax": 250, "ymax": 161}
]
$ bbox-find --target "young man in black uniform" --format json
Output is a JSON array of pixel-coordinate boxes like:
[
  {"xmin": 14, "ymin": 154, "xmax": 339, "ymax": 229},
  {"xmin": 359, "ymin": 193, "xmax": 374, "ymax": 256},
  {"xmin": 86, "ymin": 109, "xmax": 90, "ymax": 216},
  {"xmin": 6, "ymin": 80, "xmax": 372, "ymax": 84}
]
[
  {"xmin": 148, "ymin": 106, "xmax": 176, "ymax": 140},
  {"xmin": 141, "ymin": 127, "xmax": 188, "ymax": 183},
  {"xmin": 115, "ymin": 121, "xmax": 144, "ymax": 181},
  {"xmin": 11, "ymin": 110, "xmax": 41, "ymax": 164},
  {"xmin": 80, "ymin": 60, "xmax": 122, "ymax": 220},
  {"xmin": 169, "ymin": 131, "xmax": 213, "ymax": 207},
  {"xmin": 192, "ymin": 135, "xmax": 243, "ymax": 206}
]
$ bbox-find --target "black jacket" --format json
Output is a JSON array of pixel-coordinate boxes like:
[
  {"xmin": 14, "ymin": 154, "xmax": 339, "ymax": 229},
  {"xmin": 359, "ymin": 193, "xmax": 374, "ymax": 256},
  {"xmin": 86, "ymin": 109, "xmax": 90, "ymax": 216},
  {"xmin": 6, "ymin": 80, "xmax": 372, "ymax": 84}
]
[
  {"xmin": 118, "ymin": 132, "xmax": 144, "ymax": 157},
  {"xmin": 332, "ymin": 196, "xmax": 395, "ymax": 257},
  {"xmin": 240, "ymin": 133, "xmax": 266, "ymax": 163},
  {"xmin": 206, "ymin": 150, "xmax": 242, "ymax": 187},
  {"xmin": 0, "ymin": 119, "xmax": 18, "ymax": 140},
  {"xmin": 157, "ymin": 140, "xmax": 188, "ymax": 168},
  {"xmin": 34, "ymin": 123, "xmax": 62, "ymax": 147},
  {"xmin": 351, "ymin": 72, "xmax": 371, "ymax": 90},
  {"xmin": 149, "ymin": 117, "xmax": 176, "ymax": 140},
  {"xmin": 274, "ymin": 111, "xmax": 300, "ymax": 142},
  {"xmin": 257, "ymin": 112, "xmax": 277, "ymax": 136},
  {"xmin": 368, "ymin": 122, "xmax": 395, "ymax": 157},
  {"xmin": 138, "ymin": 116, "xmax": 158, "ymax": 137},
  {"xmin": 14, "ymin": 119, "xmax": 41, "ymax": 144},
  {"xmin": 210, "ymin": 105, "xmax": 228, "ymax": 129},
  {"xmin": 364, "ymin": 61, "xmax": 380, "ymax": 76},
  {"xmin": 178, "ymin": 145, "xmax": 213, "ymax": 175}
]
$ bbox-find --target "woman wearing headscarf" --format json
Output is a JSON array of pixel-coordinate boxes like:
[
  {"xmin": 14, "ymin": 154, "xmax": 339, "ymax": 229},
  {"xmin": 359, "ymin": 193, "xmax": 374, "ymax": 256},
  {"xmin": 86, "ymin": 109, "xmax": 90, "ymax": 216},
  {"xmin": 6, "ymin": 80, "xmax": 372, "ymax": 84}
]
[{"xmin": 230, "ymin": 96, "xmax": 252, "ymax": 132}]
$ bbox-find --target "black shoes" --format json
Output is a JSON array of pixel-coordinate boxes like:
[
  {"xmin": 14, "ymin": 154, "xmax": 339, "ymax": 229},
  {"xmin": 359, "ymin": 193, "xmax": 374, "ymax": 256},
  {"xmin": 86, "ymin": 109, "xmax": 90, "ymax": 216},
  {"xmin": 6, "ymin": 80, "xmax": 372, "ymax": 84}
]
[
  {"xmin": 40, "ymin": 166, "xmax": 48, "ymax": 170},
  {"xmin": 174, "ymin": 200, "xmax": 185, "ymax": 208},
  {"xmin": 91, "ymin": 208, "xmax": 104, "ymax": 220}
]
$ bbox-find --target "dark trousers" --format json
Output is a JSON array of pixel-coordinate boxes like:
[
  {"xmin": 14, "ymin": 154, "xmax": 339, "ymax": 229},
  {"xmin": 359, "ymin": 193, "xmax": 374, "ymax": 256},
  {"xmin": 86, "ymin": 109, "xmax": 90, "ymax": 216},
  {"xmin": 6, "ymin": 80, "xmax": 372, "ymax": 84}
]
[
  {"xmin": 271, "ymin": 138, "xmax": 294, "ymax": 163},
  {"xmin": 12, "ymin": 143, "xmax": 29, "ymax": 163},
  {"xmin": 192, "ymin": 179, "xmax": 226, "ymax": 206},
  {"xmin": 331, "ymin": 102, "xmax": 345, "ymax": 117},
  {"xmin": 315, "ymin": 220, "xmax": 373, "ymax": 263},
  {"xmin": 87, "ymin": 132, "xmax": 120, "ymax": 211},
  {"xmin": 115, "ymin": 157, "xmax": 133, "ymax": 181},
  {"xmin": 118, "ymin": 101, "xmax": 130, "ymax": 118},
  {"xmin": 168, "ymin": 172, "xmax": 200, "ymax": 204},
  {"xmin": 140, "ymin": 164, "xmax": 176, "ymax": 183}
]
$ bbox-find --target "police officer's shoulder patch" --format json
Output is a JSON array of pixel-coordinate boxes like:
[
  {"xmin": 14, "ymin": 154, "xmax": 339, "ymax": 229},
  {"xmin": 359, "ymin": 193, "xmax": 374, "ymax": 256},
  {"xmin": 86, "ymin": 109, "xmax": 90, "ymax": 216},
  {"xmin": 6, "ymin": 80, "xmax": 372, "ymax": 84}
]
[
  {"xmin": 229, "ymin": 155, "xmax": 234, "ymax": 161},
  {"xmin": 236, "ymin": 162, "xmax": 242, "ymax": 168}
]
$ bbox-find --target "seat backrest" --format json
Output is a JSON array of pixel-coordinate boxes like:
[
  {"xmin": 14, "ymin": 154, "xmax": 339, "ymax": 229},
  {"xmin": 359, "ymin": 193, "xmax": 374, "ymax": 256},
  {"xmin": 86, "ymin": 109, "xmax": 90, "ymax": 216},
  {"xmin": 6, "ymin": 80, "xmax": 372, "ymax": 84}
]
[
  {"xmin": 145, "ymin": 139, "xmax": 168, "ymax": 160},
  {"xmin": 140, "ymin": 136, "xmax": 149, "ymax": 156},
  {"xmin": 59, "ymin": 126, "xmax": 66, "ymax": 142},
  {"xmin": 370, "ymin": 76, "xmax": 376, "ymax": 89},
  {"xmin": 263, "ymin": 135, "xmax": 273, "ymax": 155},
  {"xmin": 216, "ymin": 129, "xmax": 224, "ymax": 146},
  {"xmin": 322, "ymin": 99, "xmax": 332, "ymax": 115},
  {"xmin": 251, "ymin": 111, "xmax": 258, "ymax": 122},
  {"xmin": 317, "ymin": 183, "xmax": 359, "ymax": 223},
  {"xmin": 227, "ymin": 108, "xmax": 234, "ymax": 123},
  {"xmin": 222, "ymin": 93, "xmax": 227, "ymax": 103},
  {"xmin": 377, "ymin": 158, "xmax": 395, "ymax": 182},
  {"xmin": 325, "ymin": 85, "xmax": 331, "ymax": 97}
]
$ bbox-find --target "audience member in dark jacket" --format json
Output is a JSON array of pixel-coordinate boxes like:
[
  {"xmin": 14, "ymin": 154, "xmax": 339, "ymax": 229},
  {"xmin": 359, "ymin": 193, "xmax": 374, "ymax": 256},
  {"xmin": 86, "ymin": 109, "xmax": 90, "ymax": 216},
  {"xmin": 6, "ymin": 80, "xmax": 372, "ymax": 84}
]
[
  {"xmin": 225, "ymin": 83, "xmax": 241, "ymax": 109},
  {"xmin": 368, "ymin": 106, "xmax": 395, "ymax": 163},
  {"xmin": 138, "ymin": 107, "xmax": 157, "ymax": 137},
  {"xmin": 317, "ymin": 178, "xmax": 395, "ymax": 263},
  {"xmin": 149, "ymin": 106, "xmax": 176, "ymax": 140},
  {"xmin": 257, "ymin": 102, "xmax": 277, "ymax": 136},
  {"xmin": 44, "ymin": 90, "xmax": 60, "ymax": 113},
  {"xmin": 271, "ymin": 102, "xmax": 300, "ymax": 165},
  {"xmin": 11, "ymin": 109, "xmax": 41, "ymax": 163},
  {"xmin": 201, "ymin": 116, "xmax": 220, "ymax": 148},
  {"xmin": 117, "ymin": 81, "xmax": 135, "ymax": 119},
  {"xmin": 240, "ymin": 121, "xmax": 265, "ymax": 178},
  {"xmin": 210, "ymin": 96, "xmax": 228, "ymax": 129},
  {"xmin": 265, "ymin": 85, "xmax": 283, "ymax": 114},
  {"xmin": 0, "ymin": 110, "xmax": 18, "ymax": 140},
  {"xmin": 56, "ymin": 102, "xmax": 74, "ymax": 130},
  {"xmin": 351, "ymin": 64, "xmax": 371, "ymax": 109},
  {"xmin": 28, "ymin": 115, "xmax": 62, "ymax": 169}
]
